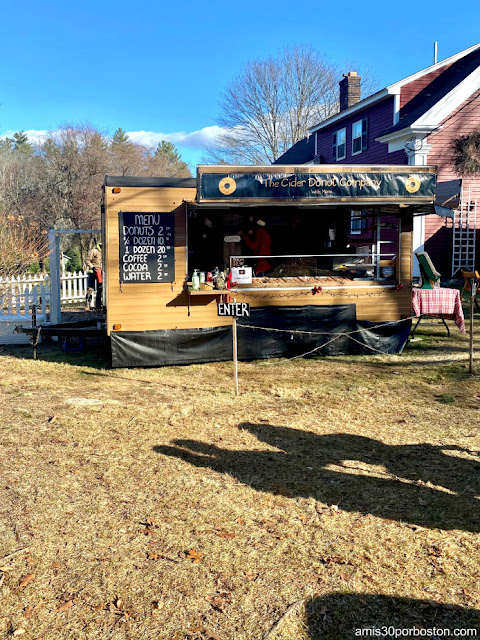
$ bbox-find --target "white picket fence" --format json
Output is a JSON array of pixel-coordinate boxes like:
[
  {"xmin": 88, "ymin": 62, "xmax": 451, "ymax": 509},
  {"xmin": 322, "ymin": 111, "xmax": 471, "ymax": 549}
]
[
  {"xmin": 0, "ymin": 270, "xmax": 92, "ymax": 306},
  {"xmin": 0, "ymin": 276, "xmax": 50, "ymax": 345},
  {"xmin": 0, "ymin": 270, "xmax": 92, "ymax": 344},
  {"xmin": 60, "ymin": 270, "xmax": 92, "ymax": 304}
]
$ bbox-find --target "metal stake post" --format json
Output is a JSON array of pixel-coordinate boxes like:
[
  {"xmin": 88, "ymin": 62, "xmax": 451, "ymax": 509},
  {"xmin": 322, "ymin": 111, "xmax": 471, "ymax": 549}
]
[
  {"xmin": 32, "ymin": 304, "xmax": 37, "ymax": 361},
  {"xmin": 469, "ymin": 279, "xmax": 476, "ymax": 375},
  {"xmin": 233, "ymin": 316, "xmax": 239, "ymax": 396}
]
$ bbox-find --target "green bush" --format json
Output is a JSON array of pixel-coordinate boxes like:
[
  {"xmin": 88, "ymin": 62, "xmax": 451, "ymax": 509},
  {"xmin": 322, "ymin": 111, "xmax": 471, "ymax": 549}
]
[
  {"xmin": 27, "ymin": 260, "xmax": 41, "ymax": 274},
  {"xmin": 65, "ymin": 248, "xmax": 83, "ymax": 272},
  {"xmin": 27, "ymin": 256, "xmax": 49, "ymax": 273}
]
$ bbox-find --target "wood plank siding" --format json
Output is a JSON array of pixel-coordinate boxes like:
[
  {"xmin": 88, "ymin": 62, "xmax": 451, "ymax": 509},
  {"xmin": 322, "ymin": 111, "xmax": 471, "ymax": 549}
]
[
  {"xmin": 104, "ymin": 185, "xmax": 236, "ymax": 334},
  {"xmin": 426, "ymin": 88, "xmax": 480, "ymax": 198},
  {"xmin": 105, "ymin": 182, "xmax": 414, "ymax": 333},
  {"xmin": 423, "ymin": 88, "xmax": 480, "ymax": 274},
  {"xmin": 314, "ymin": 67, "xmax": 479, "ymax": 276},
  {"xmin": 232, "ymin": 289, "xmax": 411, "ymax": 322},
  {"xmin": 315, "ymin": 97, "xmax": 406, "ymax": 165}
]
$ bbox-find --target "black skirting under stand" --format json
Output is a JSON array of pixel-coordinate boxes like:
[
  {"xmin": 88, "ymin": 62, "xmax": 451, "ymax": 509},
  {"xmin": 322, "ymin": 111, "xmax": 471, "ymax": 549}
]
[{"xmin": 110, "ymin": 305, "xmax": 412, "ymax": 368}]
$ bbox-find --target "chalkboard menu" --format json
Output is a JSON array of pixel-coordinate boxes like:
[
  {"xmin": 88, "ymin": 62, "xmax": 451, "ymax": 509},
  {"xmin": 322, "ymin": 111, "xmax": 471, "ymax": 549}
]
[{"xmin": 119, "ymin": 211, "xmax": 174, "ymax": 283}]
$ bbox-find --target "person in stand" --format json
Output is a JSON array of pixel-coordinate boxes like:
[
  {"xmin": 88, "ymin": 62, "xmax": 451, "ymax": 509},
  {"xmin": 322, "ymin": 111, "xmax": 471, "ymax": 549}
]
[
  {"xmin": 190, "ymin": 216, "xmax": 224, "ymax": 272},
  {"xmin": 239, "ymin": 219, "xmax": 272, "ymax": 276},
  {"xmin": 85, "ymin": 241, "xmax": 103, "ymax": 310}
]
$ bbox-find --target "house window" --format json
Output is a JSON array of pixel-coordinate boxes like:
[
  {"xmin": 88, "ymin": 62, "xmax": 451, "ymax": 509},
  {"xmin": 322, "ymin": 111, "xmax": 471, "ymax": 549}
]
[
  {"xmin": 350, "ymin": 210, "xmax": 367, "ymax": 235},
  {"xmin": 352, "ymin": 118, "xmax": 368, "ymax": 155},
  {"xmin": 332, "ymin": 128, "xmax": 346, "ymax": 161}
]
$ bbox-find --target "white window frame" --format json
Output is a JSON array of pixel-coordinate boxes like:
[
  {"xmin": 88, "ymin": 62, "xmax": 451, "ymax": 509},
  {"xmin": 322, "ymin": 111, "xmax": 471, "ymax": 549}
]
[
  {"xmin": 350, "ymin": 210, "xmax": 365, "ymax": 235},
  {"xmin": 352, "ymin": 120, "xmax": 363, "ymax": 156},
  {"xmin": 336, "ymin": 127, "xmax": 346, "ymax": 161}
]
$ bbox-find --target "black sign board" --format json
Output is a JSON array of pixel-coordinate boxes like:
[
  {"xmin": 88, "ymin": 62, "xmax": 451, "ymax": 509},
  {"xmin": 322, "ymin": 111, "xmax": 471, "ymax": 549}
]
[
  {"xmin": 119, "ymin": 211, "xmax": 174, "ymax": 283},
  {"xmin": 199, "ymin": 171, "xmax": 436, "ymax": 201},
  {"xmin": 217, "ymin": 302, "xmax": 250, "ymax": 318}
]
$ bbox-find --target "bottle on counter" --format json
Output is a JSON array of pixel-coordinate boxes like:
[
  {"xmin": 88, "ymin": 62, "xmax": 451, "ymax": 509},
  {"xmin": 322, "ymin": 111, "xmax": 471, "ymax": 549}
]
[{"xmin": 192, "ymin": 269, "xmax": 200, "ymax": 290}]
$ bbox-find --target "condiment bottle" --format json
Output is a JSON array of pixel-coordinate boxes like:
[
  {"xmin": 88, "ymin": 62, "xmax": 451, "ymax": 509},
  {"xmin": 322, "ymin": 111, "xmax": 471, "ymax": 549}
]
[{"xmin": 192, "ymin": 270, "xmax": 200, "ymax": 290}]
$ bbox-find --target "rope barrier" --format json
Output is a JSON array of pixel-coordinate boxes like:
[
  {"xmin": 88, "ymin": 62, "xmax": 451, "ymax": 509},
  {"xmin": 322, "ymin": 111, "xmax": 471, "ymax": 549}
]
[
  {"xmin": 237, "ymin": 324, "xmax": 343, "ymax": 336},
  {"xmin": 236, "ymin": 315, "xmax": 416, "ymax": 337},
  {"xmin": 235, "ymin": 315, "xmax": 416, "ymax": 362}
]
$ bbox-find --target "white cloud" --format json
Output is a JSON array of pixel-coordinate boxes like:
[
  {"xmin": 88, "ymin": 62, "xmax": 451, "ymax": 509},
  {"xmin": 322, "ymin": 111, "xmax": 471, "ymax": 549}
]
[
  {"xmin": 125, "ymin": 125, "xmax": 227, "ymax": 149},
  {"xmin": 1, "ymin": 125, "xmax": 227, "ymax": 151},
  {"xmin": 0, "ymin": 129, "xmax": 49, "ymax": 143}
]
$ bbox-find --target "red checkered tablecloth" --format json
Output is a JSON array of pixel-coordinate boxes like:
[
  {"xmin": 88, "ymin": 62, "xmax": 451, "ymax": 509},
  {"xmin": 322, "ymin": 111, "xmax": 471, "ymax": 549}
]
[{"xmin": 412, "ymin": 288, "xmax": 465, "ymax": 333}]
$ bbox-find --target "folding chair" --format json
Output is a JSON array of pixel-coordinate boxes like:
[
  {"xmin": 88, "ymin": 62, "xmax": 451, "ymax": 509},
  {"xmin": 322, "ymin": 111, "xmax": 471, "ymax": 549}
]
[
  {"xmin": 415, "ymin": 251, "xmax": 441, "ymax": 289},
  {"xmin": 461, "ymin": 269, "xmax": 480, "ymax": 311}
]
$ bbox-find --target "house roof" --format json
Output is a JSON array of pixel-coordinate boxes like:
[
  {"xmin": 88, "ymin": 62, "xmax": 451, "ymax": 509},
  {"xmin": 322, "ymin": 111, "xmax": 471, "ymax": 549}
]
[
  {"xmin": 378, "ymin": 46, "xmax": 480, "ymax": 138},
  {"xmin": 308, "ymin": 42, "xmax": 480, "ymax": 134},
  {"xmin": 272, "ymin": 136, "xmax": 316, "ymax": 165}
]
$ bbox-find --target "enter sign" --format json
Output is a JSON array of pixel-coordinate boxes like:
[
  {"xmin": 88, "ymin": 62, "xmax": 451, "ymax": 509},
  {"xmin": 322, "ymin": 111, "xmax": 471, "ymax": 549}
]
[{"xmin": 217, "ymin": 302, "xmax": 250, "ymax": 318}]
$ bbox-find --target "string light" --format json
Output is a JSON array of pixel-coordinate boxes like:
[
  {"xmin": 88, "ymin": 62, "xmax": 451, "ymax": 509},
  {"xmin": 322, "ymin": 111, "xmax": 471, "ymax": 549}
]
[
  {"xmin": 232, "ymin": 285, "xmax": 411, "ymax": 300},
  {"xmin": 237, "ymin": 315, "xmax": 414, "ymax": 337},
  {"xmin": 236, "ymin": 315, "xmax": 416, "ymax": 360}
]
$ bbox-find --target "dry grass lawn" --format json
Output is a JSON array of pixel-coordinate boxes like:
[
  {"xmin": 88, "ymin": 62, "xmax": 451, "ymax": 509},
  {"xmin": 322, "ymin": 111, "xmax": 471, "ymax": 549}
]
[{"xmin": 1, "ymin": 315, "xmax": 480, "ymax": 639}]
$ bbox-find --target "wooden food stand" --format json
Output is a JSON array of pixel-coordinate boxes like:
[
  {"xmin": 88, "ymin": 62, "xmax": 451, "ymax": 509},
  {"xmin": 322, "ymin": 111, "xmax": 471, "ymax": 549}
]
[{"xmin": 102, "ymin": 166, "xmax": 438, "ymax": 367}]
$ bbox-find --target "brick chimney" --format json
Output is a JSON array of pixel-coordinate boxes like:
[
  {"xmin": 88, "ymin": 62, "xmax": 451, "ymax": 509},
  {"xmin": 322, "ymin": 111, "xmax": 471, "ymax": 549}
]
[{"xmin": 339, "ymin": 72, "xmax": 361, "ymax": 111}]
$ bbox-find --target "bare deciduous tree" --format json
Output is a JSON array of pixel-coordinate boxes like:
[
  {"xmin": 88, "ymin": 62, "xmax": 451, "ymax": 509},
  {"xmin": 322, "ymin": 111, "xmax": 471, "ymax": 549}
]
[
  {"xmin": 35, "ymin": 126, "xmax": 103, "ymax": 230},
  {"xmin": 206, "ymin": 45, "xmax": 378, "ymax": 165},
  {"xmin": 0, "ymin": 213, "xmax": 49, "ymax": 275},
  {"xmin": 0, "ymin": 126, "xmax": 192, "ymax": 276}
]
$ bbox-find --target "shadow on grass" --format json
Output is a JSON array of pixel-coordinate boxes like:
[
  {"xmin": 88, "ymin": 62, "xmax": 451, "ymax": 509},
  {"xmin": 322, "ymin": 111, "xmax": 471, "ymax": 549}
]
[
  {"xmin": 79, "ymin": 369, "xmax": 234, "ymax": 394},
  {"xmin": 1, "ymin": 337, "xmax": 111, "ymax": 370},
  {"xmin": 305, "ymin": 592, "xmax": 480, "ymax": 639},
  {"xmin": 406, "ymin": 342, "xmax": 470, "ymax": 355},
  {"xmin": 155, "ymin": 423, "xmax": 480, "ymax": 533},
  {"xmin": 367, "ymin": 362, "xmax": 472, "ymax": 380}
]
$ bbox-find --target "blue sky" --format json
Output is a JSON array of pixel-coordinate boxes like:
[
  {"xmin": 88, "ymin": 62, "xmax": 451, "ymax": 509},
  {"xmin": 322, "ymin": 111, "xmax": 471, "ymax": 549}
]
[{"xmin": 1, "ymin": 0, "xmax": 479, "ymax": 170}]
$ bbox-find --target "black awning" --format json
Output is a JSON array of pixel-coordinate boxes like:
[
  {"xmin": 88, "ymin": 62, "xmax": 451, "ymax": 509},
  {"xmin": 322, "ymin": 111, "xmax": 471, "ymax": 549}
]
[{"xmin": 105, "ymin": 175, "xmax": 196, "ymax": 188}]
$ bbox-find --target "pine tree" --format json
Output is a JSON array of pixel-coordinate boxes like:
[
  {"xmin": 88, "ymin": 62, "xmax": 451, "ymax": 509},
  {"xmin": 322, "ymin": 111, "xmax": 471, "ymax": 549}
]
[
  {"xmin": 111, "ymin": 128, "xmax": 131, "ymax": 146},
  {"xmin": 6, "ymin": 131, "xmax": 32, "ymax": 154},
  {"xmin": 154, "ymin": 140, "xmax": 181, "ymax": 163},
  {"xmin": 152, "ymin": 140, "xmax": 190, "ymax": 176},
  {"xmin": 110, "ymin": 128, "xmax": 144, "ymax": 176}
]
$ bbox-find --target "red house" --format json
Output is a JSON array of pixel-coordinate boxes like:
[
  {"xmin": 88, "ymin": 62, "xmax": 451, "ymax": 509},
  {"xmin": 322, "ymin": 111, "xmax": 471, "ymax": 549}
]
[{"xmin": 275, "ymin": 43, "xmax": 480, "ymax": 278}]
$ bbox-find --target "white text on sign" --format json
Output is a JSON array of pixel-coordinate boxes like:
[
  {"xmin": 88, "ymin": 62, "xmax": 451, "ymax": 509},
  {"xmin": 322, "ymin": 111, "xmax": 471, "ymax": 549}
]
[{"xmin": 217, "ymin": 303, "xmax": 250, "ymax": 317}]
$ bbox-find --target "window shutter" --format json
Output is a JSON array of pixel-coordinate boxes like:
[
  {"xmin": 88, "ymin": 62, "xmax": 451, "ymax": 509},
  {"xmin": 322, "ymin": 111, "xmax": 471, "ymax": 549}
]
[
  {"xmin": 332, "ymin": 132, "xmax": 337, "ymax": 160},
  {"xmin": 361, "ymin": 118, "xmax": 368, "ymax": 151}
]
